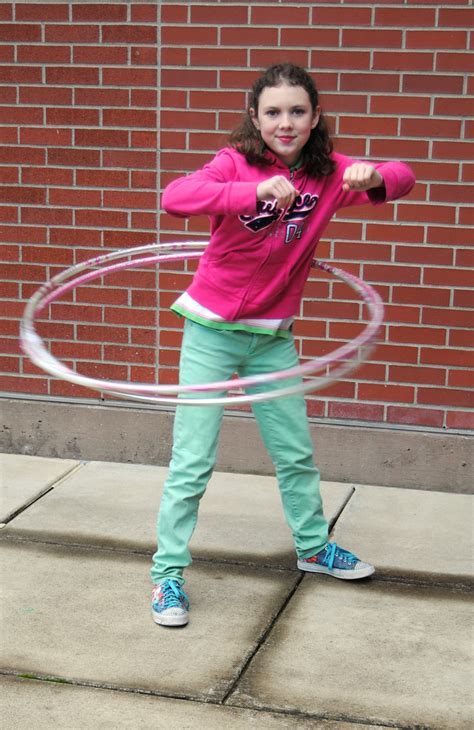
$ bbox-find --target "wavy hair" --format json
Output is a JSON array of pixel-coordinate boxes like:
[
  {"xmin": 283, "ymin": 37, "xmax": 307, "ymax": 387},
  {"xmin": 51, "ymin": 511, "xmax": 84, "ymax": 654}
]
[{"xmin": 229, "ymin": 63, "xmax": 335, "ymax": 178}]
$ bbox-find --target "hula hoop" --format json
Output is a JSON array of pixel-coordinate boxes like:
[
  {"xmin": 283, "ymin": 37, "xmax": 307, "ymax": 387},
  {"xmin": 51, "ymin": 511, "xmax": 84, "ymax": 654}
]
[{"xmin": 20, "ymin": 241, "xmax": 384, "ymax": 406}]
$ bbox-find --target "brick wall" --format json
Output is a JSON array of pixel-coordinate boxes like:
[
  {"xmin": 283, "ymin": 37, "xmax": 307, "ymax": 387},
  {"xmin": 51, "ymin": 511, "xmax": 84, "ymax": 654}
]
[{"xmin": 1, "ymin": 1, "xmax": 473, "ymax": 432}]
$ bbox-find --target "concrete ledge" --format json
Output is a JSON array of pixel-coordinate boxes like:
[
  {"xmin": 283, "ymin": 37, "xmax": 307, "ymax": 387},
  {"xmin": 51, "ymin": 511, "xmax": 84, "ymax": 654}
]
[{"xmin": 1, "ymin": 397, "xmax": 472, "ymax": 493}]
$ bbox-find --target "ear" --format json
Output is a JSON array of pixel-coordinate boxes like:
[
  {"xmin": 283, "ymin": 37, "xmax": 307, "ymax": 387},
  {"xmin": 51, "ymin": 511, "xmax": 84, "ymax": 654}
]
[
  {"xmin": 311, "ymin": 105, "xmax": 321, "ymax": 129},
  {"xmin": 249, "ymin": 107, "xmax": 260, "ymax": 130}
]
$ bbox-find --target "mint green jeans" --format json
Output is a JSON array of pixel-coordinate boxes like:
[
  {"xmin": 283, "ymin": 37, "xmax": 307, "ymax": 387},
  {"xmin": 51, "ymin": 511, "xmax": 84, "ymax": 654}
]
[{"xmin": 150, "ymin": 319, "xmax": 328, "ymax": 585}]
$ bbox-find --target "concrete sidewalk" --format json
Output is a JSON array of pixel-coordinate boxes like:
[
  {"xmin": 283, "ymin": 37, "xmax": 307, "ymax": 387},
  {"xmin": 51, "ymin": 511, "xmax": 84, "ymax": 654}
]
[{"xmin": 1, "ymin": 453, "xmax": 472, "ymax": 729}]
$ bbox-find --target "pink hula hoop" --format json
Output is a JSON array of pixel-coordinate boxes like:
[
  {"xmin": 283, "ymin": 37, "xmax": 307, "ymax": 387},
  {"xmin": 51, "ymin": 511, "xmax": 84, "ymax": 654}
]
[{"xmin": 20, "ymin": 242, "xmax": 384, "ymax": 406}]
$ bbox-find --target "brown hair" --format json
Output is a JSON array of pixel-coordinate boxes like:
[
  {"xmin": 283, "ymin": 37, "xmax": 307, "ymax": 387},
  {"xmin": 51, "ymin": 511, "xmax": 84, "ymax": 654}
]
[{"xmin": 229, "ymin": 63, "xmax": 335, "ymax": 178}]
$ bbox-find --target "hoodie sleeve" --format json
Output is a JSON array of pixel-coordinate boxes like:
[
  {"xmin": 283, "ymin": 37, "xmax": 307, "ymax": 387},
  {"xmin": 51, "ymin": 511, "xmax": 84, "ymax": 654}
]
[
  {"xmin": 333, "ymin": 153, "xmax": 416, "ymax": 209},
  {"xmin": 162, "ymin": 148, "xmax": 258, "ymax": 218}
]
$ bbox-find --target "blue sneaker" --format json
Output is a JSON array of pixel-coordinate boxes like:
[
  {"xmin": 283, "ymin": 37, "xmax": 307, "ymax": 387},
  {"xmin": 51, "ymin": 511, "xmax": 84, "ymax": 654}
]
[
  {"xmin": 297, "ymin": 543, "xmax": 374, "ymax": 580},
  {"xmin": 151, "ymin": 579, "xmax": 189, "ymax": 626}
]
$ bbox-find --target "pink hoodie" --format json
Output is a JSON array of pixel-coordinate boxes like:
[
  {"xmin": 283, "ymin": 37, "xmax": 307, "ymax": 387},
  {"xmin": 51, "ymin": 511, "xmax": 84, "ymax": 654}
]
[{"xmin": 162, "ymin": 148, "xmax": 415, "ymax": 321}]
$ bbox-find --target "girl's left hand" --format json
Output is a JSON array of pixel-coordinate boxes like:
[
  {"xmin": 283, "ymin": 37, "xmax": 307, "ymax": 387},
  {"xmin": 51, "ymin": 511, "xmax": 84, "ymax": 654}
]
[{"xmin": 342, "ymin": 163, "xmax": 384, "ymax": 192}]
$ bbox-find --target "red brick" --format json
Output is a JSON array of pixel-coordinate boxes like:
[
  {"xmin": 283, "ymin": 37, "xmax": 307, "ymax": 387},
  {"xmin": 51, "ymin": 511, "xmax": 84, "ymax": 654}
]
[
  {"xmin": 21, "ymin": 206, "xmax": 72, "ymax": 226},
  {"xmin": 45, "ymin": 24, "xmax": 100, "ymax": 43},
  {"xmin": 406, "ymin": 30, "xmax": 468, "ymax": 49},
  {"xmin": 359, "ymin": 383, "xmax": 415, "ymax": 403},
  {"xmin": 162, "ymin": 47, "xmax": 189, "ymax": 66},
  {"xmin": 0, "ymin": 5, "xmax": 12, "ymax": 20},
  {"xmin": 192, "ymin": 5, "xmax": 248, "ymax": 23},
  {"xmin": 366, "ymin": 224, "xmax": 423, "ymax": 244},
  {"xmin": 370, "ymin": 95, "xmax": 430, "ymax": 116},
  {"xmin": 403, "ymin": 74, "xmax": 464, "ymax": 94},
  {"xmin": 102, "ymin": 150, "xmax": 156, "ymax": 169},
  {"xmin": 342, "ymin": 29, "xmax": 402, "ymax": 48},
  {"xmin": 20, "ymin": 86, "xmax": 73, "ymax": 105},
  {"xmin": 103, "ymin": 191, "xmax": 156, "ymax": 209},
  {"xmin": 0, "ymin": 23, "xmax": 41, "ymax": 41},
  {"xmin": 455, "ymin": 249, "xmax": 474, "ymax": 268},
  {"xmin": 312, "ymin": 6, "xmax": 371, "ymax": 24},
  {"xmin": 390, "ymin": 325, "xmax": 446, "ymax": 346},
  {"xmin": 72, "ymin": 4, "xmax": 127, "ymax": 21},
  {"xmin": 437, "ymin": 52, "xmax": 474, "ymax": 72},
  {"xmin": 74, "ymin": 128, "xmax": 128, "ymax": 148},
  {"xmin": 410, "ymin": 161, "xmax": 459, "ymax": 183},
  {"xmin": 162, "ymin": 5, "xmax": 188, "ymax": 23},
  {"xmin": 421, "ymin": 348, "xmax": 474, "ymax": 368},
  {"xmin": 438, "ymin": 8, "xmax": 474, "ymax": 28},
  {"xmin": 49, "ymin": 188, "xmax": 102, "ymax": 208},
  {"xmin": 373, "ymin": 51, "xmax": 434, "ymax": 72},
  {"xmin": 131, "ymin": 4, "xmax": 157, "ymax": 22},
  {"xmin": 103, "ymin": 68, "xmax": 157, "ymax": 87},
  {"xmin": 365, "ymin": 264, "xmax": 421, "ymax": 285},
  {"xmin": 448, "ymin": 369, "xmax": 474, "ymax": 388},
  {"xmin": 76, "ymin": 325, "xmax": 129, "ymax": 344},
  {"xmin": 21, "ymin": 245, "xmax": 72, "ymax": 265},
  {"xmin": 131, "ymin": 90, "xmax": 157, "ymax": 107},
  {"xmin": 0, "ymin": 106, "xmax": 43, "ymax": 124},
  {"xmin": 401, "ymin": 117, "xmax": 461, "ymax": 138},
  {"xmin": 0, "ymin": 167, "xmax": 19, "ymax": 184},
  {"xmin": 73, "ymin": 46, "xmax": 128, "ymax": 65},
  {"xmin": 0, "ymin": 207, "xmax": 17, "ymax": 223},
  {"xmin": 446, "ymin": 411, "xmax": 474, "ymax": 430},
  {"xmin": 103, "ymin": 109, "xmax": 157, "ymax": 129},
  {"xmin": 191, "ymin": 46, "xmax": 247, "ymax": 67},
  {"xmin": 340, "ymin": 73, "xmax": 400, "ymax": 93},
  {"xmin": 397, "ymin": 204, "xmax": 455, "ymax": 225},
  {"xmin": 46, "ymin": 66, "xmax": 99, "ymax": 86},
  {"xmin": 427, "ymin": 226, "xmax": 474, "ymax": 247},
  {"xmin": 449, "ymin": 330, "xmax": 473, "ymax": 348},
  {"xmin": 418, "ymin": 387, "xmax": 473, "ymax": 408},
  {"xmin": 392, "ymin": 286, "xmax": 451, "ymax": 307},
  {"xmin": 131, "ymin": 131, "xmax": 157, "ymax": 149},
  {"xmin": 281, "ymin": 27, "xmax": 339, "ymax": 47},
  {"xmin": 103, "ymin": 307, "xmax": 156, "ymax": 327},
  {"xmin": 131, "ymin": 47, "xmax": 157, "ymax": 66},
  {"xmin": 163, "ymin": 25, "xmax": 217, "ymax": 46},
  {"xmin": 131, "ymin": 170, "xmax": 156, "ymax": 188},
  {"xmin": 102, "ymin": 25, "xmax": 156, "ymax": 44},
  {"xmin": 1, "ymin": 186, "xmax": 45, "ymax": 205},
  {"xmin": 452, "ymin": 290, "xmax": 473, "ymax": 308},
  {"xmin": 0, "ymin": 126, "xmax": 18, "ymax": 144},
  {"xmin": 17, "ymin": 44, "xmax": 71, "ymax": 63},
  {"xmin": 0, "ymin": 225, "xmax": 47, "ymax": 244},
  {"xmin": 0, "ymin": 376, "xmax": 48, "ymax": 395},
  {"xmin": 75, "ymin": 210, "xmax": 128, "ymax": 229},
  {"xmin": 0, "ymin": 65, "xmax": 42, "ymax": 84},
  {"xmin": 22, "ymin": 167, "xmax": 70, "ymax": 187},
  {"xmin": 375, "ymin": 7, "xmax": 435, "ymax": 26},
  {"xmin": 387, "ymin": 406, "xmax": 444, "ymax": 428},
  {"xmin": 423, "ymin": 267, "xmax": 472, "ymax": 288},
  {"xmin": 162, "ymin": 68, "xmax": 217, "ymax": 89},
  {"xmin": 395, "ymin": 245, "xmax": 453, "ymax": 266},
  {"xmin": 434, "ymin": 97, "xmax": 473, "ymax": 116},
  {"xmin": 20, "ymin": 128, "xmax": 72, "ymax": 146},
  {"xmin": 74, "ymin": 88, "xmax": 129, "ymax": 108},
  {"xmin": 48, "ymin": 148, "xmax": 100, "ymax": 167}
]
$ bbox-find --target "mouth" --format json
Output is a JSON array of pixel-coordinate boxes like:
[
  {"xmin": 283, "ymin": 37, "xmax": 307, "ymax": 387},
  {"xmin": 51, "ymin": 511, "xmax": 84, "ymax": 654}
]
[{"xmin": 277, "ymin": 136, "xmax": 296, "ymax": 144}]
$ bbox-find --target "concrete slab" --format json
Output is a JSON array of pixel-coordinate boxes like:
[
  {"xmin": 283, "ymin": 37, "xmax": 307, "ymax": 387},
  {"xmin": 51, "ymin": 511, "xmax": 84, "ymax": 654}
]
[
  {"xmin": 2, "ymin": 459, "xmax": 352, "ymax": 568},
  {"xmin": 0, "ymin": 676, "xmax": 382, "ymax": 730},
  {"xmin": 0, "ymin": 453, "xmax": 80, "ymax": 523},
  {"xmin": 229, "ymin": 579, "xmax": 473, "ymax": 729},
  {"xmin": 1, "ymin": 539, "xmax": 297, "ymax": 701},
  {"xmin": 333, "ymin": 484, "xmax": 474, "ymax": 585}
]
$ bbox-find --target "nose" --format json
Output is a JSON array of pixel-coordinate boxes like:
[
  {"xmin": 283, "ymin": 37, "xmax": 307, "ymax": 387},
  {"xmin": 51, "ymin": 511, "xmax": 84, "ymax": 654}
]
[{"xmin": 279, "ymin": 113, "xmax": 292, "ymax": 129}]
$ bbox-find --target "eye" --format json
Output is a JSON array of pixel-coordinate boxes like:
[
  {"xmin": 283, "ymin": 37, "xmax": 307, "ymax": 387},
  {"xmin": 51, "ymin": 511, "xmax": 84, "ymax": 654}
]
[
  {"xmin": 265, "ymin": 110, "xmax": 278, "ymax": 117},
  {"xmin": 292, "ymin": 108, "xmax": 306, "ymax": 116}
]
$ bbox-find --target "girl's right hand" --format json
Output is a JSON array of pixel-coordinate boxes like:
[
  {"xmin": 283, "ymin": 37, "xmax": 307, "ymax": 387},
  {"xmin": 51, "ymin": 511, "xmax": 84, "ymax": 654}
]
[{"xmin": 256, "ymin": 175, "xmax": 299, "ymax": 209}]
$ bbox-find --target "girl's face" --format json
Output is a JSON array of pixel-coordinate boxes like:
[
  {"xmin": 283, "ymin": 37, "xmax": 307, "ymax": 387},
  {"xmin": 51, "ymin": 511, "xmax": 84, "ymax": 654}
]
[{"xmin": 250, "ymin": 83, "xmax": 320, "ymax": 167}]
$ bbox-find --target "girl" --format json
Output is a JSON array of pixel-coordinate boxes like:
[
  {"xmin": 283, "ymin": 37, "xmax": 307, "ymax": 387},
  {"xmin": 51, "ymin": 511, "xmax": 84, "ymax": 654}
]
[{"xmin": 151, "ymin": 63, "xmax": 415, "ymax": 627}]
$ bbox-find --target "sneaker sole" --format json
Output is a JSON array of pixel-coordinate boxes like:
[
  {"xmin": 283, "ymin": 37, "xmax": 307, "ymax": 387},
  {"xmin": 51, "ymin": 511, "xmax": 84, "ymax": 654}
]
[
  {"xmin": 152, "ymin": 611, "xmax": 189, "ymax": 627},
  {"xmin": 297, "ymin": 561, "xmax": 375, "ymax": 580}
]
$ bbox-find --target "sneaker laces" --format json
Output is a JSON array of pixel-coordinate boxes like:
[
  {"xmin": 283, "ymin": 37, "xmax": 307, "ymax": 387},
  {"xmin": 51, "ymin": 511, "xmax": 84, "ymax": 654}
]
[
  {"xmin": 154, "ymin": 579, "xmax": 189, "ymax": 610},
  {"xmin": 322, "ymin": 543, "xmax": 358, "ymax": 570}
]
